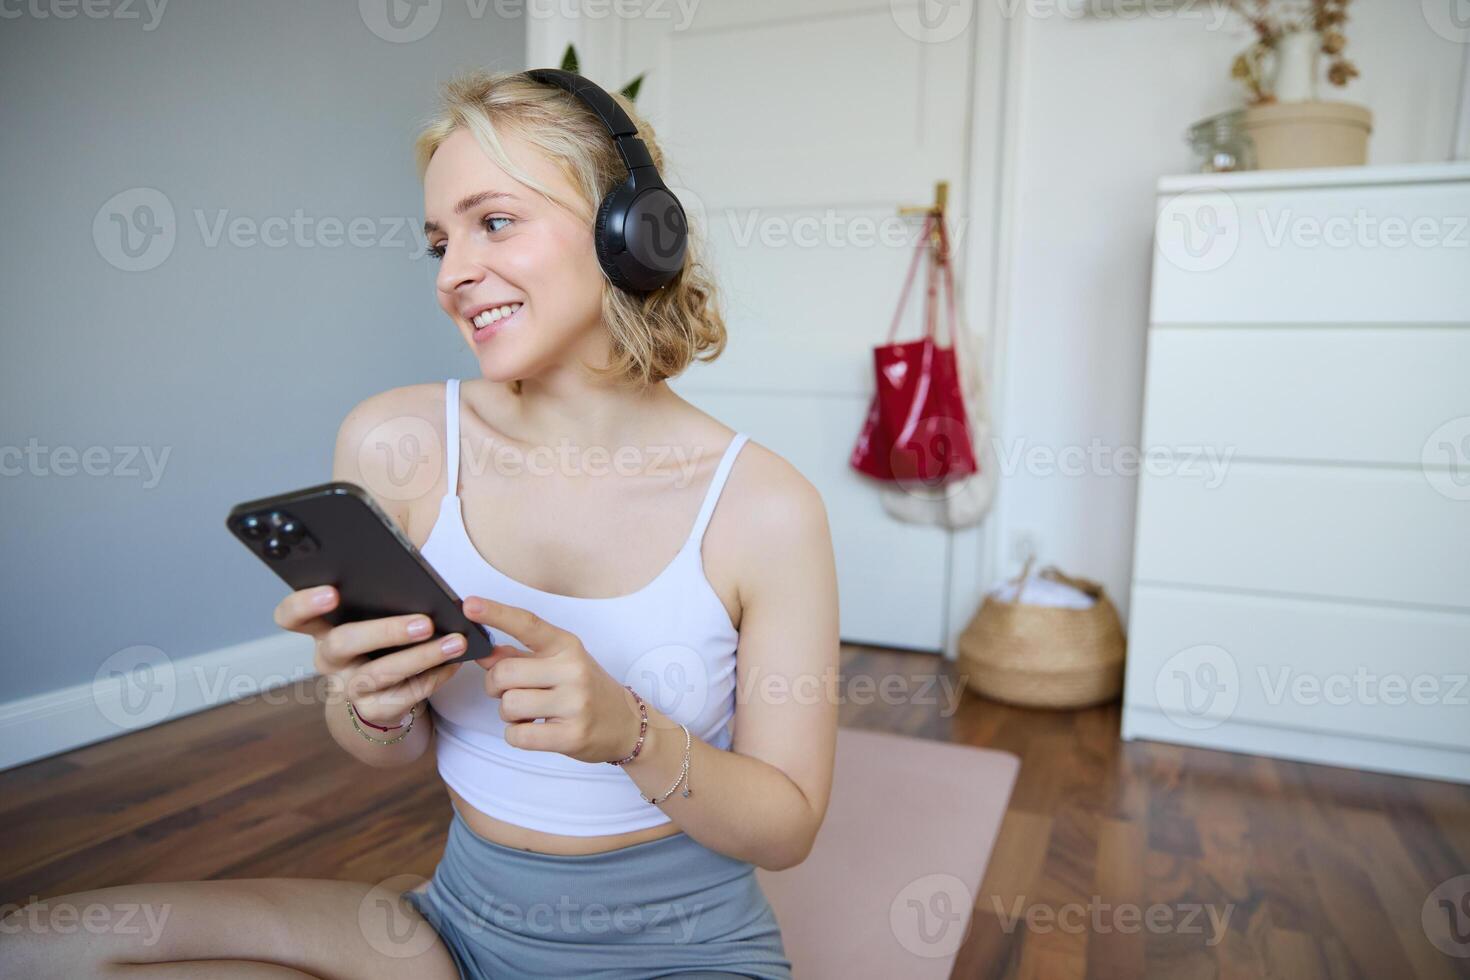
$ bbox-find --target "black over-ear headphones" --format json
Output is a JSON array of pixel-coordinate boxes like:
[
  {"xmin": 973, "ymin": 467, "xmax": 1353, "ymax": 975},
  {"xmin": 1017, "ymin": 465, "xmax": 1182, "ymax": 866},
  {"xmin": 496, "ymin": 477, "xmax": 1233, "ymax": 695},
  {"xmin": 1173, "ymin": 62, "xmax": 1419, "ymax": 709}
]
[{"xmin": 522, "ymin": 68, "xmax": 688, "ymax": 294}]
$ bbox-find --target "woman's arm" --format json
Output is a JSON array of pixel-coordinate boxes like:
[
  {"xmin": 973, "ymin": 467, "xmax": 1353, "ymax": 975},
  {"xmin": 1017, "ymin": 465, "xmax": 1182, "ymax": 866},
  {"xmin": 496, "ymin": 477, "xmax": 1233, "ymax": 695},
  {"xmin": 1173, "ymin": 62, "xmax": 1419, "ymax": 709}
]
[
  {"xmin": 321, "ymin": 685, "xmax": 437, "ymax": 768},
  {"xmin": 468, "ymin": 451, "xmax": 840, "ymax": 871},
  {"xmin": 619, "ymin": 461, "xmax": 839, "ymax": 870},
  {"xmin": 312, "ymin": 386, "xmax": 452, "ymax": 769}
]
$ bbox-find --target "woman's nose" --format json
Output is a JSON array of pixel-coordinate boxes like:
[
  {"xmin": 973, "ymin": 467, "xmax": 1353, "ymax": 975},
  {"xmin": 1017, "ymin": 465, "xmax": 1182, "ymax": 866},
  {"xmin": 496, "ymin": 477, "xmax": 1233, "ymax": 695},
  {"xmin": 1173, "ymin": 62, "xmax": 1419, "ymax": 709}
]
[{"xmin": 435, "ymin": 243, "xmax": 483, "ymax": 294}]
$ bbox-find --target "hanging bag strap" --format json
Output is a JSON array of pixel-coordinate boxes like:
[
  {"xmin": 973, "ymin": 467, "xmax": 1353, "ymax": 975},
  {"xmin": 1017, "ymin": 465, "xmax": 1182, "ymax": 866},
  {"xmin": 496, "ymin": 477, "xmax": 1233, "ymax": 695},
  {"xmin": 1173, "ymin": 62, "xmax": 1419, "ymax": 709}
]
[
  {"xmin": 884, "ymin": 212, "xmax": 937, "ymax": 345},
  {"xmin": 934, "ymin": 212, "xmax": 967, "ymax": 366},
  {"xmin": 884, "ymin": 211, "xmax": 968, "ymax": 363}
]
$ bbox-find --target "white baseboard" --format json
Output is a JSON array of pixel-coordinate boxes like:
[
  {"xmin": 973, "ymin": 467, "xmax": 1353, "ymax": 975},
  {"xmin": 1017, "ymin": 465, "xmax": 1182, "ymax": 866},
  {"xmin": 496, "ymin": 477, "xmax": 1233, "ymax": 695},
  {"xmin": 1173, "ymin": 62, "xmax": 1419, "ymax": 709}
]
[
  {"xmin": 0, "ymin": 632, "xmax": 317, "ymax": 772},
  {"xmin": 1122, "ymin": 706, "xmax": 1470, "ymax": 784}
]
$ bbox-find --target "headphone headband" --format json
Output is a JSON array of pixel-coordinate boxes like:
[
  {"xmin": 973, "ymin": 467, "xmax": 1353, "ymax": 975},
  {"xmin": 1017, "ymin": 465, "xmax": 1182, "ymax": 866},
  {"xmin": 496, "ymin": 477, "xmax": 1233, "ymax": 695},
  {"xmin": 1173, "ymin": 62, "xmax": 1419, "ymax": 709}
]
[
  {"xmin": 523, "ymin": 68, "xmax": 636, "ymax": 139},
  {"xmin": 519, "ymin": 67, "xmax": 688, "ymax": 293}
]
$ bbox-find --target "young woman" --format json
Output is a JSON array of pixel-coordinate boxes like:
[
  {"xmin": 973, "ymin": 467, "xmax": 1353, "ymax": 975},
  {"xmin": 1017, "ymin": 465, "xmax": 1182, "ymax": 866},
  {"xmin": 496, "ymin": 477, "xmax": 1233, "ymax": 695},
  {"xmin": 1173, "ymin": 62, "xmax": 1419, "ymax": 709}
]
[{"xmin": 2, "ymin": 69, "xmax": 839, "ymax": 978}]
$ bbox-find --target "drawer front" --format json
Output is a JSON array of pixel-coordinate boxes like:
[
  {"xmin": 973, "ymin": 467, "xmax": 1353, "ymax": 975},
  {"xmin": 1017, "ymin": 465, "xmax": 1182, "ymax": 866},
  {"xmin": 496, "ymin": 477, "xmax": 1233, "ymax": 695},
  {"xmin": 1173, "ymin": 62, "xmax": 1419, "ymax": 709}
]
[
  {"xmin": 1139, "ymin": 326, "xmax": 1470, "ymax": 466},
  {"xmin": 1132, "ymin": 462, "xmax": 1468, "ymax": 608},
  {"xmin": 1151, "ymin": 181, "xmax": 1470, "ymax": 324},
  {"xmin": 1124, "ymin": 585, "xmax": 1470, "ymax": 750}
]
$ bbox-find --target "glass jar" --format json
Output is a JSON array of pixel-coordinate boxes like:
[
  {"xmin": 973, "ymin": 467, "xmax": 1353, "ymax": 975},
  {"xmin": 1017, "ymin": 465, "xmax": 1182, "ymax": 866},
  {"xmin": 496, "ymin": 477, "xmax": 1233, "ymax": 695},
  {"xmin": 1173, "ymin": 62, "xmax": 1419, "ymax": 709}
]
[{"xmin": 1186, "ymin": 110, "xmax": 1257, "ymax": 173}]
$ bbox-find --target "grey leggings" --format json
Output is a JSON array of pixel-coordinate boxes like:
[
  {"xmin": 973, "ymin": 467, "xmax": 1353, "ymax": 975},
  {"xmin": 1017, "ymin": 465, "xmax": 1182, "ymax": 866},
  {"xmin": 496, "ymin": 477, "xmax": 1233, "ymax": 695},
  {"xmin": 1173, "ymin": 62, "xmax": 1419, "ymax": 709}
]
[{"xmin": 402, "ymin": 809, "xmax": 792, "ymax": 979}]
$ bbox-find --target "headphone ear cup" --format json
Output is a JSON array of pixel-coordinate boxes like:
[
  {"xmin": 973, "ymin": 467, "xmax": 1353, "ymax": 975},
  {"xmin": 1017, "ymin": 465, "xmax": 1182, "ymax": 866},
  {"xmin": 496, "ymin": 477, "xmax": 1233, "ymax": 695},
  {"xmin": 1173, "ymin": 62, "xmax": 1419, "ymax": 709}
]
[
  {"xmin": 593, "ymin": 185, "xmax": 635, "ymax": 292},
  {"xmin": 621, "ymin": 187, "xmax": 687, "ymax": 288}
]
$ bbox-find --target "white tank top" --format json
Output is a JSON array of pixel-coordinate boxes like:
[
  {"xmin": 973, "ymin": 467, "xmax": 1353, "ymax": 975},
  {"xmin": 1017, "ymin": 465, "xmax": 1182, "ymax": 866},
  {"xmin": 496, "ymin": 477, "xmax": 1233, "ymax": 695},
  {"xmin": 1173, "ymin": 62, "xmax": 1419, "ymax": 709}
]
[{"xmin": 419, "ymin": 378, "xmax": 748, "ymax": 836}]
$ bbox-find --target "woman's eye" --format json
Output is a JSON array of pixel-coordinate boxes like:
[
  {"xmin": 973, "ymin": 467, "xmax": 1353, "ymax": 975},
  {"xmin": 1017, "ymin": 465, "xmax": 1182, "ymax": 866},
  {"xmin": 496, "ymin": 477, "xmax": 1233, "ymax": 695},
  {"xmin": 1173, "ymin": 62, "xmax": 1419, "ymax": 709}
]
[{"xmin": 422, "ymin": 216, "xmax": 512, "ymax": 261}]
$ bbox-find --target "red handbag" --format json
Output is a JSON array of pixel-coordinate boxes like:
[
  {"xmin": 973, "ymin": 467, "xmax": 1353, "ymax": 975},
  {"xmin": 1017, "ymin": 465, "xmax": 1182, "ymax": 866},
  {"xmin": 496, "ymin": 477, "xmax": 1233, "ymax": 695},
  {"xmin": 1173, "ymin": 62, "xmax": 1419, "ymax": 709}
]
[{"xmin": 850, "ymin": 211, "xmax": 978, "ymax": 485}]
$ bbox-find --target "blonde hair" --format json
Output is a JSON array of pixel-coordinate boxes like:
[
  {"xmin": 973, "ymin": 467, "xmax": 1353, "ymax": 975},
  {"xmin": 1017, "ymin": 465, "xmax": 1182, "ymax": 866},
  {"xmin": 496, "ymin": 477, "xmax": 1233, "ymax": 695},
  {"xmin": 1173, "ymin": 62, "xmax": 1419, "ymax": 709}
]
[{"xmin": 414, "ymin": 68, "xmax": 726, "ymax": 391}]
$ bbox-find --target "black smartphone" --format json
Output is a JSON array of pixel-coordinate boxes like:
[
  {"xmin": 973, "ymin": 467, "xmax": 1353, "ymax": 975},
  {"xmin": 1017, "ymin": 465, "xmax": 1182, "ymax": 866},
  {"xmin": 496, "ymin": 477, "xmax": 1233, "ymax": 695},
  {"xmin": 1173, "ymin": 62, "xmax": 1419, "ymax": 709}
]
[{"xmin": 226, "ymin": 481, "xmax": 493, "ymax": 665}]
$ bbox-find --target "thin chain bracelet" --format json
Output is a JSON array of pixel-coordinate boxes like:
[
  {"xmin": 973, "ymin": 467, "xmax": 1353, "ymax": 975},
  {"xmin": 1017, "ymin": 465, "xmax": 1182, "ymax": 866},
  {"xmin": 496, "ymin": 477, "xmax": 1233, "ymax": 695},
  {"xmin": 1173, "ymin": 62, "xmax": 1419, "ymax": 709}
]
[
  {"xmin": 347, "ymin": 700, "xmax": 421, "ymax": 745},
  {"xmin": 608, "ymin": 685, "xmax": 648, "ymax": 766},
  {"xmin": 642, "ymin": 724, "xmax": 692, "ymax": 805}
]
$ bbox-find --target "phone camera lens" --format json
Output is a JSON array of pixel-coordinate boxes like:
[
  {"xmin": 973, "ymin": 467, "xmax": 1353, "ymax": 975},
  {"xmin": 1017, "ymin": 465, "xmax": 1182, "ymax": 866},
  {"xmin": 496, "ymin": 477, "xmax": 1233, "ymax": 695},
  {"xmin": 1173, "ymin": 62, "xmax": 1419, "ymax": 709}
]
[
  {"xmin": 277, "ymin": 519, "xmax": 304, "ymax": 543},
  {"xmin": 239, "ymin": 515, "xmax": 267, "ymax": 540},
  {"xmin": 264, "ymin": 537, "xmax": 290, "ymax": 560}
]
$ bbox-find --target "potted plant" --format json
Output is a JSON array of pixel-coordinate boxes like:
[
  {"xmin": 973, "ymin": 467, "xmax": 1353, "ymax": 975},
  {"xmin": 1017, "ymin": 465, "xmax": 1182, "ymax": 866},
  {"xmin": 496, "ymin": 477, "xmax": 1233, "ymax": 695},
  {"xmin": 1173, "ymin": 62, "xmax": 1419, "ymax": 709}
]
[
  {"xmin": 1223, "ymin": 0, "xmax": 1371, "ymax": 169},
  {"xmin": 556, "ymin": 44, "xmax": 645, "ymax": 102}
]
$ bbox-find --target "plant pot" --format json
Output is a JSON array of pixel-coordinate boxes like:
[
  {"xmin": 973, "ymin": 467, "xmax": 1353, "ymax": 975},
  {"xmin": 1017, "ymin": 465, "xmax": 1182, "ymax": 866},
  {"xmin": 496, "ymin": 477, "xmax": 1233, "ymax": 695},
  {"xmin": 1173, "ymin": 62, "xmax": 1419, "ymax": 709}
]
[{"xmin": 1239, "ymin": 100, "xmax": 1372, "ymax": 170}]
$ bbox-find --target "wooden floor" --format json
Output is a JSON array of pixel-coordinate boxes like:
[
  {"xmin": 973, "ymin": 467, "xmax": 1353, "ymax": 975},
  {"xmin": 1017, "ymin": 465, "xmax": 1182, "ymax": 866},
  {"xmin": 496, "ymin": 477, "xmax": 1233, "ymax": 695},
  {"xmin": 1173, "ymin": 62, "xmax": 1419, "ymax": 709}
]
[{"xmin": 2, "ymin": 645, "xmax": 1467, "ymax": 979}]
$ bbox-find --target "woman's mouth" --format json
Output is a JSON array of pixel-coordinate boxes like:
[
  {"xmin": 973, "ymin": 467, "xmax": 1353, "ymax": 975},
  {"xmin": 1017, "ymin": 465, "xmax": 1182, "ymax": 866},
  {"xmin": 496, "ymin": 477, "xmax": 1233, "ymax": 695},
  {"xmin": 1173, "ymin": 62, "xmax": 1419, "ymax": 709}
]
[{"xmin": 468, "ymin": 302, "xmax": 524, "ymax": 343}]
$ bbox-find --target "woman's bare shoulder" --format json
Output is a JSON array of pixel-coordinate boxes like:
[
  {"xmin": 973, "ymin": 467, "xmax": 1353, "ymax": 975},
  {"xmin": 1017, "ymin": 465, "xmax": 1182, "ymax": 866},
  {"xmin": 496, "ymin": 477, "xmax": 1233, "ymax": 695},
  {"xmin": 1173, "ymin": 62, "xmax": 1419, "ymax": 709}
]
[
  {"xmin": 330, "ymin": 382, "xmax": 450, "ymax": 529},
  {"xmin": 332, "ymin": 383, "xmax": 446, "ymax": 467},
  {"xmin": 719, "ymin": 436, "xmax": 831, "ymax": 551},
  {"xmin": 705, "ymin": 436, "xmax": 835, "ymax": 632}
]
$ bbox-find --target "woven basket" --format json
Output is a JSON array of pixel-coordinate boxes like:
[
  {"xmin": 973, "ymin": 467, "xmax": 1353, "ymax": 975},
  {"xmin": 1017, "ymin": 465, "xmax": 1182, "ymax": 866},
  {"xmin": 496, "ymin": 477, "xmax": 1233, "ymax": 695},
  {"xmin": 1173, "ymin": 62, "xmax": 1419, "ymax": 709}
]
[{"xmin": 957, "ymin": 560, "xmax": 1126, "ymax": 709}]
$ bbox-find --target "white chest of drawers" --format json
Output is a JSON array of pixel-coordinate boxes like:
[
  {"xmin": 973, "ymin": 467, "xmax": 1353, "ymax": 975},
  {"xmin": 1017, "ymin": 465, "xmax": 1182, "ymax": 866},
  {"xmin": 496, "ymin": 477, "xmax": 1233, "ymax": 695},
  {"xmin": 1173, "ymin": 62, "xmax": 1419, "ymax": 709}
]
[{"xmin": 1121, "ymin": 162, "xmax": 1470, "ymax": 783}]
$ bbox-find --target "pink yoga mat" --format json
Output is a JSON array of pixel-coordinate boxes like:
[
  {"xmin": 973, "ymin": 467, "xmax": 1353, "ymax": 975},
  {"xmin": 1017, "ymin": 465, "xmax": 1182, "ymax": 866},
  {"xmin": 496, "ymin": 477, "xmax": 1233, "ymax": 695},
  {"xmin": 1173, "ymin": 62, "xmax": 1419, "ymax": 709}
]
[{"xmin": 757, "ymin": 727, "xmax": 1019, "ymax": 979}]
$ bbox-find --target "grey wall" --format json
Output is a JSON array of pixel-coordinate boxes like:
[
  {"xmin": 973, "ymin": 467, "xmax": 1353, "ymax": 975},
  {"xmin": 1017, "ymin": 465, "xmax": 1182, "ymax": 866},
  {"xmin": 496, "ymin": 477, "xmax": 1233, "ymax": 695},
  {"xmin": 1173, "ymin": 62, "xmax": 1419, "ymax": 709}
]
[{"xmin": 1, "ymin": 2, "xmax": 525, "ymax": 701}]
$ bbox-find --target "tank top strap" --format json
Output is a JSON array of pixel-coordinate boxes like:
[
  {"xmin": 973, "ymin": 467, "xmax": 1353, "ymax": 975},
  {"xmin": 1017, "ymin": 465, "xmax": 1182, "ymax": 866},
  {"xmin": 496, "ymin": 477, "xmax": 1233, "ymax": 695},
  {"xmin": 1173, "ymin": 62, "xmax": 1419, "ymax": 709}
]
[
  {"xmin": 444, "ymin": 378, "xmax": 461, "ymax": 498},
  {"xmin": 684, "ymin": 432, "xmax": 749, "ymax": 550}
]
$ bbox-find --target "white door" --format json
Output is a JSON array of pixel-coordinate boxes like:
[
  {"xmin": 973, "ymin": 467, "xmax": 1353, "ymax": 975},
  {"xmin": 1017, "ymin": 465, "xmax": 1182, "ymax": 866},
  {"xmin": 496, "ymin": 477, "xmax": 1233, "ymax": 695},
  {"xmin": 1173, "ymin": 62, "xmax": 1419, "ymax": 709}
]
[{"xmin": 531, "ymin": 1, "xmax": 987, "ymax": 651}]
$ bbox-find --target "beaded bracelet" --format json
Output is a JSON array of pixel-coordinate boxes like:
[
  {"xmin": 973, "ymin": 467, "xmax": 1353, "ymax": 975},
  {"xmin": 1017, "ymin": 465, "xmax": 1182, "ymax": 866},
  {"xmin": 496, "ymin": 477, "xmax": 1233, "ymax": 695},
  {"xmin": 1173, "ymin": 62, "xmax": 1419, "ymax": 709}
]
[{"xmin": 608, "ymin": 685, "xmax": 648, "ymax": 766}]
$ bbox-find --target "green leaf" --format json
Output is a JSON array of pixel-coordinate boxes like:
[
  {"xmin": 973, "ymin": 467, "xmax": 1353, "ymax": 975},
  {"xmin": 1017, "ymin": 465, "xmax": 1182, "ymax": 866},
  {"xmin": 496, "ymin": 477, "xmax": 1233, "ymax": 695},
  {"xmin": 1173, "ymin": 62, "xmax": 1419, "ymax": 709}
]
[
  {"xmin": 620, "ymin": 73, "xmax": 645, "ymax": 102},
  {"xmin": 560, "ymin": 44, "xmax": 578, "ymax": 74}
]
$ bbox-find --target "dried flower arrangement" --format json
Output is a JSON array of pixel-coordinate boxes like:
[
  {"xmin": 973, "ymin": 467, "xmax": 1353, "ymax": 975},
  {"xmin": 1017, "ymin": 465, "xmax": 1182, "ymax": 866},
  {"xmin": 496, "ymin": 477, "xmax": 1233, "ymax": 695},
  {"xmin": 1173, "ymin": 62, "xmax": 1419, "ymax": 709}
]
[{"xmin": 1224, "ymin": 0, "xmax": 1358, "ymax": 105}]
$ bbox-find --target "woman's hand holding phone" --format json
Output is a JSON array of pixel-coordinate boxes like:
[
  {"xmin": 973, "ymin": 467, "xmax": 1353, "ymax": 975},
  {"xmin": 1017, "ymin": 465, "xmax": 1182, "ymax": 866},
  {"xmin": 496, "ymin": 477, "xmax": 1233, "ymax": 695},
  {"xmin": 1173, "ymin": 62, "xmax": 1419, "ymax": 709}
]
[{"xmin": 273, "ymin": 584, "xmax": 470, "ymax": 728}]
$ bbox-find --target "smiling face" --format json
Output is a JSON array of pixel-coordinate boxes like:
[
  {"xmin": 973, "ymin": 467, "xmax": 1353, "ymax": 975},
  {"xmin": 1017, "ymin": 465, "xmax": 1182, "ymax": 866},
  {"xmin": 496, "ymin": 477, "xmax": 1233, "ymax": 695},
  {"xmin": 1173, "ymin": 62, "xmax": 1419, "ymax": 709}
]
[{"xmin": 422, "ymin": 126, "xmax": 607, "ymax": 383}]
